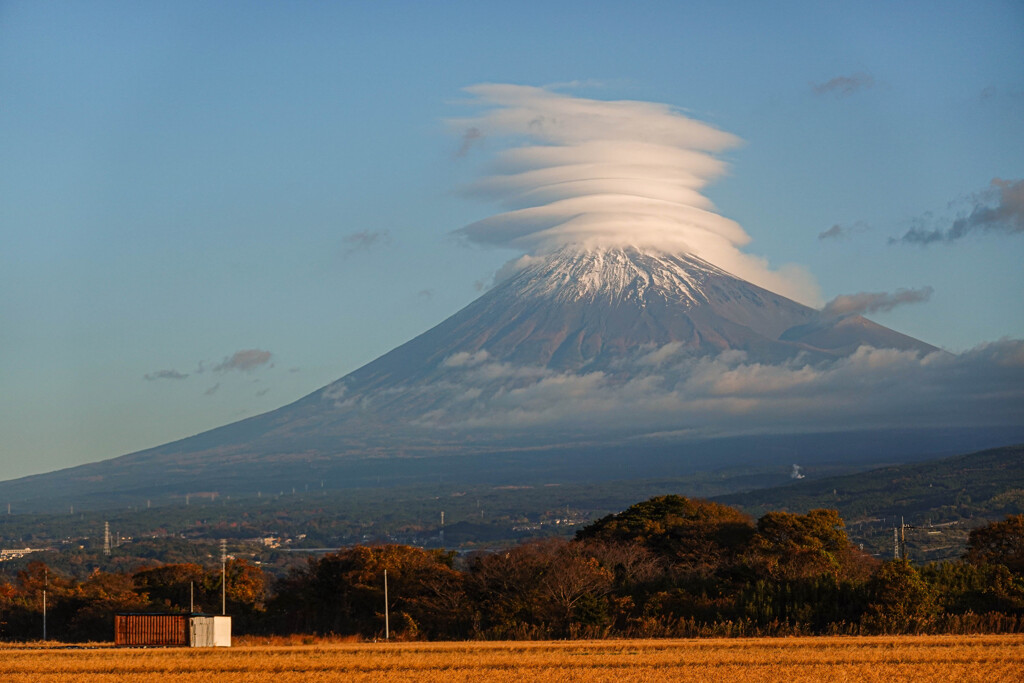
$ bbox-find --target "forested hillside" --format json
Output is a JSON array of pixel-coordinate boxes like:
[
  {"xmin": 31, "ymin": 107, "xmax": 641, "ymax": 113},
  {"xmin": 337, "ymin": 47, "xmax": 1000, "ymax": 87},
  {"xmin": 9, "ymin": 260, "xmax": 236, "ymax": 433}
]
[{"xmin": 716, "ymin": 444, "xmax": 1024, "ymax": 561}]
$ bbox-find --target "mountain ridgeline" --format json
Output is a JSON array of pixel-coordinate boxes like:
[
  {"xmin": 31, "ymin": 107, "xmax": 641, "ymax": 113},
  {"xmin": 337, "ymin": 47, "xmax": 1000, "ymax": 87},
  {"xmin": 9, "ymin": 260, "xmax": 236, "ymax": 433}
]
[{"xmin": 3, "ymin": 246, "xmax": 1014, "ymax": 512}]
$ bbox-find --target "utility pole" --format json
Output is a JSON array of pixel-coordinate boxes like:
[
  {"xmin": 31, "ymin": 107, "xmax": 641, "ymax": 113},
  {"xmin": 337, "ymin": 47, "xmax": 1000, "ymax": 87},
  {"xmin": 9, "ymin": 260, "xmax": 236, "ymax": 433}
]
[
  {"xmin": 42, "ymin": 567, "xmax": 47, "ymax": 642},
  {"xmin": 901, "ymin": 518, "xmax": 916, "ymax": 562},
  {"xmin": 893, "ymin": 518, "xmax": 915, "ymax": 561},
  {"xmin": 383, "ymin": 569, "xmax": 389, "ymax": 641},
  {"xmin": 220, "ymin": 539, "xmax": 227, "ymax": 615},
  {"xmin": 190, "ymin": 581, "xmax": 194, "ymax": 614},
  {"xmin": 901, "ymin": 516, "xmax": 906, "ymax": 561}
]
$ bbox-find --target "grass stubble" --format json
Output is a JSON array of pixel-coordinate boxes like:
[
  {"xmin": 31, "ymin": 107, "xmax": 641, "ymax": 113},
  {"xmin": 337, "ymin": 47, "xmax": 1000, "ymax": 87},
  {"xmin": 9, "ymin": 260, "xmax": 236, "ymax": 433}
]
[{"xmin": 2, "ymin": 635, "xmax": 1022, "ymax": 682}]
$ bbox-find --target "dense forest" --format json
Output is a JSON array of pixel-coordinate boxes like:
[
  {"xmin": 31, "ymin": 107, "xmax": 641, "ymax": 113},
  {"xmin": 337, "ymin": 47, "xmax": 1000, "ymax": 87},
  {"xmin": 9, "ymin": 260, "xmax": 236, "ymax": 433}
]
[{"xmin": 2, "ymin": 497, "xmax": 1022, "ymax": 641}]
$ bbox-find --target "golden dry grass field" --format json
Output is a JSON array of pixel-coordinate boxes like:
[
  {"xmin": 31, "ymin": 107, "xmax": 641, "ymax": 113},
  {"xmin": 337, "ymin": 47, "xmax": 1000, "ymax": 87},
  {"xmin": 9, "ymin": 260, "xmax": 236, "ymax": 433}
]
[{"xmin": 2, "ymin": 635, "xmax": 1022, "ymax": 682}]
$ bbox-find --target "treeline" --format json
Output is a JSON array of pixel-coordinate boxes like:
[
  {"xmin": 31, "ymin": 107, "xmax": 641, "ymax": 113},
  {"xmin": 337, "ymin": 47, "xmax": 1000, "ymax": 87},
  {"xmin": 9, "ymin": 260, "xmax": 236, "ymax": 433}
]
[{"xmin": 2, "ymin": 497, "xmax": 1023, "ymax": 641}]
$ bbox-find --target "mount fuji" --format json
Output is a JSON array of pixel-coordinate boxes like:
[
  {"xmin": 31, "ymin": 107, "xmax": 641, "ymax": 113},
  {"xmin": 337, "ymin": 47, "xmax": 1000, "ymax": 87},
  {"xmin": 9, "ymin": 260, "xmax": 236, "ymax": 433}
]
[{"xmin": 4, "ymin": 244, "xmax": 1014, "ymax": 512}]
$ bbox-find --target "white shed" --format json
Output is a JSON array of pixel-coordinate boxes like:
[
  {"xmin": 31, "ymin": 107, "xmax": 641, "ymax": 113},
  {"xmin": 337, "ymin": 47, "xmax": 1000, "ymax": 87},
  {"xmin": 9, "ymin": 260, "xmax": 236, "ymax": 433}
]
[{"xmin": 189, "ymin": 615, "xmax": 232, "ymax": 647}]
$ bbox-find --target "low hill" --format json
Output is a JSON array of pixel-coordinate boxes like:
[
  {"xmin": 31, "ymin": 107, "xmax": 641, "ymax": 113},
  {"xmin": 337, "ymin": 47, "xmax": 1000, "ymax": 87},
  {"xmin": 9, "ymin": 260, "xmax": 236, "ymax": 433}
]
[{"xmin": 714, "ymin": 443, "xmax": 1024, "ymax": 561}]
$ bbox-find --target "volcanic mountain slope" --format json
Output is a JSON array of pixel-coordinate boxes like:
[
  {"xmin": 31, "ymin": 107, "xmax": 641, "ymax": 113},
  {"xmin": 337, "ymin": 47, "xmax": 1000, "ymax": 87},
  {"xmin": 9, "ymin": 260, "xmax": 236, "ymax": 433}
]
[
  {"xmin": 287, "ymin": 246, "xmax": 934, "ymax": 420},
  {"xmin": 329, "ymin": 246, "xmax": 932, "ymax": 382},
  {"xmin": 190, "ymin": 245, "xmax": 933, "ymax": 442},
  {"xmin": 0, "ymin": 246, "xmax": 952, "ymax": 509}
]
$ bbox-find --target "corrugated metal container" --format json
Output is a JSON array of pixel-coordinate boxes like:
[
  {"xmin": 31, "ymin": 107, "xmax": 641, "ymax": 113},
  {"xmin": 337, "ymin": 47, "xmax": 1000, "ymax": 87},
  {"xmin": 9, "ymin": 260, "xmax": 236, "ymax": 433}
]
[
  {"xmin": 115, "ymin": 614, "xmax": 232, "ymax": 647},
  {"xmin": 115, "ymin": 614, "xmax": 188, "ymax": 646}
]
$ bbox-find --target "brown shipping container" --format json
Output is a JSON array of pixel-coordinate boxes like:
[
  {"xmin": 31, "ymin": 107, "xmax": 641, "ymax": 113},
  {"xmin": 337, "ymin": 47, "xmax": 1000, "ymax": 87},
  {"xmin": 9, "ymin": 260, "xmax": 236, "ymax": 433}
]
[{"xmin": 114, "ymin": 614, "xmax": 189, "ymax": 646}]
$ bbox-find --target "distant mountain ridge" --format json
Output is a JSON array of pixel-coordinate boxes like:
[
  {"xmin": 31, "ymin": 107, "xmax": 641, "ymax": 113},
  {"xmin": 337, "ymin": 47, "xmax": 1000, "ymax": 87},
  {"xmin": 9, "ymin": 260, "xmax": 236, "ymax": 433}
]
[
  {"xmin": 715, "ymin": 443, "xmax": 1024, "ymax": 522},
  {"xmin": 713, "ymin": 443, "xmax": 1024, "ymax": 561}
]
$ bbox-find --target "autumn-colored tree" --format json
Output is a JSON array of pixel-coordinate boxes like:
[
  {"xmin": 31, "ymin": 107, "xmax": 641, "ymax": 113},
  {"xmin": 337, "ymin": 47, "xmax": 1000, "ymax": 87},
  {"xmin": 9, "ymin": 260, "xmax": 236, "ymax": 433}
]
[
  {"xmin": 583, "ymin": 539, "xmax": 665, "ymax": 591},
  {"xmin": 466, "ymin": 543, "xmax": 548, "ymax": 637},
  {"xmin": 738, "ymin": 510, "xmax": 875, "ymax": 629},
  {"xmin": 0, "ymin": 572, "xmax": 32, "ymax": 640},
  {"xmin": 131, "ymin": 559, "xmax": 266, "ymax": 632},
  {"xmin": 6, "ymin": 562, "xmax": 73, "ymax": 640},
  {"xmin": 538, "ymin": 542, "xmax": 614, "ymax": 636},
  {"xmin": 133, "ymin": 563, "xmax": 207, "ymax": 612},
  {"xmin": 923, "ymin": 560, "xmax": 1024, "ymax": 616},
  {"xmin": 15, "ymin": 561, "xmax": 71, "ymax": 597},
  {"xmin": 58, "ymin": 570, "xmax": 148, "ymax": 641},
  {"xmin": 224, "ymin": 559, "xmax": 267, "ymax": 611},
  {"xmin": 863, "ymin": 560, "xmax": 939, "ymax": 634},
  {"xmin": 0, "ymin": 563, "xmax": 138, "ymax": 642},
  {"xmin": 576, "ymin": 495, "xmax": 754, "ymax": 578},
  {"xmin": 269, "ymin": 545, "xmax": 466, "ymax": 639},
  {"xmin": 965, "ymin": 515, "xmax": 1024, "ymax": 575},
  {"xmin": 467, "ymin": 539, "xmax": 614, "ymax": 638},
  {"xmin": 744, "ymin": 509, "xmax": 861, "ymax": 582},
  {"xmin": 216, "ymin": 559, "xmax": 269, "ymax": 631}
]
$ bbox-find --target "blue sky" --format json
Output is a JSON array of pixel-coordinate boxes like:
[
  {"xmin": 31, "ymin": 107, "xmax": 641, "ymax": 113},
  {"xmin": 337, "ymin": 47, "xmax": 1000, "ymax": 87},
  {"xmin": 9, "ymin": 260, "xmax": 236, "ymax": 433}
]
[{"xmin": 2, "ymin": 1, "xmax": 1022, "ymax": 479}]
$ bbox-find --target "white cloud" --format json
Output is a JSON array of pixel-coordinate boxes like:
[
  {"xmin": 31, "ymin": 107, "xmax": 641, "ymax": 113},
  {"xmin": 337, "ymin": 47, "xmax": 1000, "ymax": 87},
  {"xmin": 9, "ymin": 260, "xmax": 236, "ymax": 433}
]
[
  {"xmin": 449, "ymin": 84, "xmax": 820, "ymax": 305},
  {"xmin": 213, "ymin": 349, "xmax": 273, "ymax": 373},
  {"xmin": 393, "ymin": 339, "xmax": 1024, "ymax": 438},
  {"xmin": 822, "ymin": 287, "xmax": 933, "ymax": 318}
]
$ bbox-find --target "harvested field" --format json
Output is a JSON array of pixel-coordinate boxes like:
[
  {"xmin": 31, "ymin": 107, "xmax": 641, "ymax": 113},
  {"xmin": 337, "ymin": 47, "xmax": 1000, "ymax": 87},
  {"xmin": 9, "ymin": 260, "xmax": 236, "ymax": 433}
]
[{"xmin": 3, "ymin": 635, "xmax": 1022, "ymax": 682}]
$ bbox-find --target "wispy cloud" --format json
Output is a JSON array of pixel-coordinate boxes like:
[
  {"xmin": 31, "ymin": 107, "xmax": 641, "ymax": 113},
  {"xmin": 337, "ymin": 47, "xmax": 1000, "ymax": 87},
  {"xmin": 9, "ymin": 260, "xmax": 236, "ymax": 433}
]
[
  {"xmin": 892, "ymin": 178, "xmax": 1024, "ymax": 245},
  {"xmin": 144, "ymin": 369, "xmax": 188, "ymax": 381},
  {"xmin": 541, "ymin": 78, "xmax": 610, "ymax": 91},
  {"xmin": 455, "ymin": 126, "xmax": 482, "ymax": 157},
  {"xmin": 204, "ymin": 383, "xmax": 220, "ymax": 396},
  {"xmin": 818, "ymin": 225, "xmax": 846, "ymax": 240},
  {"xmin": 811, "ymin": 73, "xmax": 874, "ymax": 97},
  {"xmin": 979, "ymin": 85, "xmax": 1024, "ymax": 103},
  {"xmin": 818, "ymin": 221, "xmax": 868, "ymax": 241},
  {"xmin": 213, "ymin": 349, "xmax": 273, "ymax": 373},
  {"xmin": 342, "ymin": 230, "xmax": 391, "ymax": 255},
  {"xmin": 822, "ymin": 287, "xmax": 933, "ymax": 318}
]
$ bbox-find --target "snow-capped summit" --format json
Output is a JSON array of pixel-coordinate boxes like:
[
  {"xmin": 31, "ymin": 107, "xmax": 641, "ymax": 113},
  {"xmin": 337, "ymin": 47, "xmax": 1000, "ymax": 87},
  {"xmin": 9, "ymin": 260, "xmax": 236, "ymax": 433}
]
[
  {"xmin": 325, "ymin": 245, "xmax": 933, "ymax": 392},
  {"xmin": 506, "ymin": 246, "xmax": 729, "ymax": 306}
]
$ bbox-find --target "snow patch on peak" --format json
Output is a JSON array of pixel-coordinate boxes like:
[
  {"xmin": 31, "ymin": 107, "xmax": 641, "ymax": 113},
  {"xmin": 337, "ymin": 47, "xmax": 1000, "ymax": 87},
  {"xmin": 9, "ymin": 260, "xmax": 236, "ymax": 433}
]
[{"xmin": 504, "ymin": 245, "xmax": 729, "ymax": 306}]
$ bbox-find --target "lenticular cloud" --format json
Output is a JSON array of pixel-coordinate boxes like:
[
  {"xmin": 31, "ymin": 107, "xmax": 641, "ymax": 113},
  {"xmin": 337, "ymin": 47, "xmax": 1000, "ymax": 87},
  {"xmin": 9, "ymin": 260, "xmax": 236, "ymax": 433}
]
[{"xmin": 451, "ymin": 84, "xmax": 819, "ymax": 304}]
